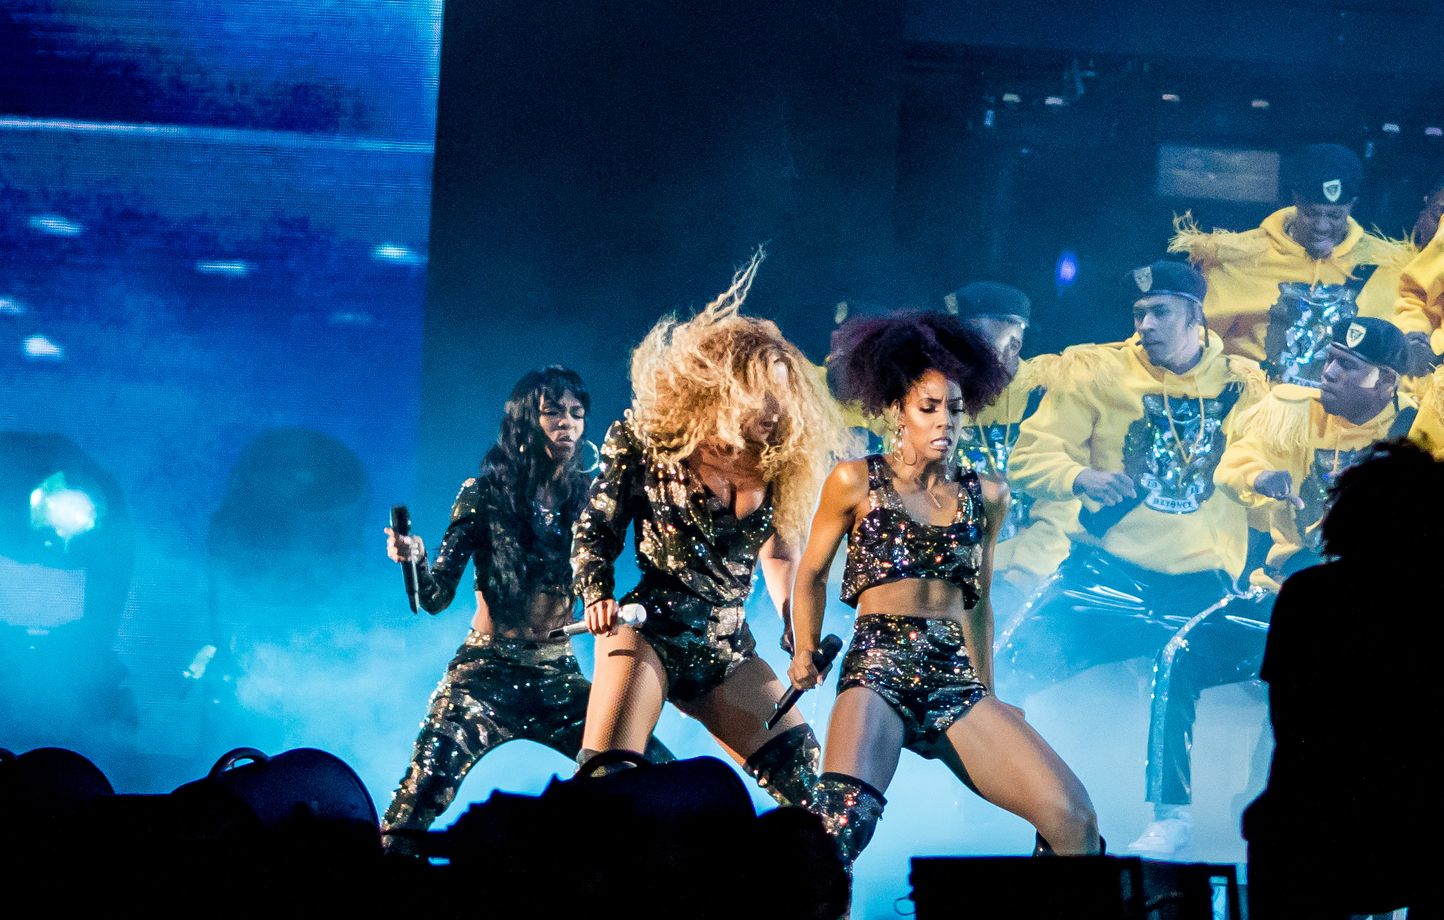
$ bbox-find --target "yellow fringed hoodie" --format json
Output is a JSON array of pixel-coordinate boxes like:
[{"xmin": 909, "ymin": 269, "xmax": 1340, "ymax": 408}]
[
  {"xmin": 1169, "ymin": 208, "xmax": 1410, "ymax": 364},
  {"xmin": 1408, "ymin": 365, "xmax": 1444, "ymax": 460},
  {"xmin": 1216, "ymin": 384, "xmax": 1416, "ymax": 592},
  {"xmin": 956, "ymin": 354, "xmax": 1078, "ymax": 592},
  {"xmin": 962, "ymin": 354, "xmax": 1062, "ymax": 431},
  {"xmin": 1394, "ymin": 219, "xmax": 1444, "ymax": 352},
  {"xmin": 1009, "ymin": 335, "xmax": 1266, "ymax": 578},
  {"xmin": 994, "ymin": 496, "xmax": 1080, "ymax": 594}
]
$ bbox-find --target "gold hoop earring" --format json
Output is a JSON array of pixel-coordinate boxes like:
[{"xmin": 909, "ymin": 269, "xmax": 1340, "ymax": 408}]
[{"xmin": 893, "ymin": 427, "xmax": 918, "ymax": 466}]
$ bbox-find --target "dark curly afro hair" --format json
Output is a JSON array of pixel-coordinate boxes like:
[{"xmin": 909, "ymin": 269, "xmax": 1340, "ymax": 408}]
[{"xmin": 830, "ymin": 310, "xmax": 1011, "ymax": 417}]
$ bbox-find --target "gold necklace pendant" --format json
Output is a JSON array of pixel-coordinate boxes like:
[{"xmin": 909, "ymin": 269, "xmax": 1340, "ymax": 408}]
[{"xmin": 925, "ymin": 484, "xmax": 944, "ymax": 510}]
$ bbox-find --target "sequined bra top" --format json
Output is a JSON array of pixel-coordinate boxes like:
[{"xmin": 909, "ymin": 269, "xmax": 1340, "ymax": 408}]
[{"xmin": 839, "ymin": 455, "xmax": 986, "ymax": 608}]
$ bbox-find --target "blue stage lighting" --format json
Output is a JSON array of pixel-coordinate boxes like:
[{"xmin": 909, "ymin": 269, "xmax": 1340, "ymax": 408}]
[
  {"xmin": 29, "ymin": 472, "xmax": 99, "ymax": 543},
  {"xmin": 22, "ymin": 335, "xmax": 64, "ymax": 360},
  {"xmin": 1056, "ymin": 250, "xmax": 1079, "ymax": 286},
  {"xmin": 28, "ymin": 214, "xmax": 83, "ymax": 236},
  {"xmin": 195, "ymin": 260, "xmax": 254, "ymax": 277},
  {"xmin": 371, "ymin": 243, "xmax": 426, "ymax": 266}
]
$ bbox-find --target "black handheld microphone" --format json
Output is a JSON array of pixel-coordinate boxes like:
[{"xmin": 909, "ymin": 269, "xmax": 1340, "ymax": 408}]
[
  {"xmin": 766, "ymin": 634, "xmax": 843, "ymax": 730},
  {"xmin": 391, "ymin": 505, "xmax": 420, "ymax": 613}
]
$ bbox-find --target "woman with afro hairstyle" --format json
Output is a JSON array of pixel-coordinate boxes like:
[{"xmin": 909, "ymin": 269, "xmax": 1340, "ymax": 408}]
[
  {"xmin": 789, "ymin": 311, "xmax": 1100, "ymax": 868},
  {"xmin": 571, "ymin": 254, "xmax": 852, "ymax": 806}
]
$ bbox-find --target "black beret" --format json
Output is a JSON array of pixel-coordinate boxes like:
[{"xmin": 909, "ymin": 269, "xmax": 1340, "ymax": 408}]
[
  {"xmin": 1288, "ymin": 143, "xmax": 1363, "ymax": 205},
  {"xmin": 1331, "ymin": 317, "xmax": 1409, "ymax": 375},
  {"xmin": 1124, "ymin": 260, "xmax": 1206, "ymax": 305},
  {"xmin": 944, "ymin": 281, "xmax": 1032, "ymax": 324}
]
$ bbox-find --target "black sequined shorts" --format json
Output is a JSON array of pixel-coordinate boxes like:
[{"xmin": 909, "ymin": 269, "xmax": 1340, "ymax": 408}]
[
  {"xmin": 837, "ymin": 615, "xmax": 988, "ymax": 757},
  {"xmin": 624, "ymin": 588, "xmax": 758, "ymax": 704}
]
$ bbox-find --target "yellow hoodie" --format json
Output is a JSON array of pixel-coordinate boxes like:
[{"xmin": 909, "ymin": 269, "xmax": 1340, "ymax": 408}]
[
  {"xmin": 956, "ymin": 354, "xmax": 1077, "ymax": 592},
  {"xmin": 994, "ymin": 496, "xmax": 1079, "ymax": 595},
  {"xmin": 1009, "ymin": 336, "xmax": 1266, "ymax": 577},
  {"xmin": 1409, "ymin": 366, "xmax": 1444, "ymax": 460},
  {"xmin": 1170, "ymin": 208, "xmax": 1409, "ymax": 381},
  {"xmin": 1215, "ymin": 384, "xmax": 1417, "ymax": 591},
  {"xmin": 1394, "ymin": 219, "xmax": 1444, "ymax": 353}
]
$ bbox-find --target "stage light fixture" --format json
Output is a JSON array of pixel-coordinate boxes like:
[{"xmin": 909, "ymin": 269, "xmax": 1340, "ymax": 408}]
[
  {"xmin": 1426, "ymin": 127, "xmax": 1442, "ymax": 138},
  {"xmin": 1044, "ymin": 96, "xmax": 1065, "ymax": 107},
  {"xmin": 1250, "ymin": 99, "xmax": 1270, "ymax": 109},
  {"xmin": 0, "ymin": 297, "xmax": 24, "ymax": 315},
  {"xmin": 1160, "ymin": 93, "xmax": 1180, "ymax": 103},
  {"xmin": 1001, "ymin": 93, "xmax": 1021, "ymax": 104},
  {"xmin": 1383, "ymin": 123, "xmax": 1402, "ymax": 134}
]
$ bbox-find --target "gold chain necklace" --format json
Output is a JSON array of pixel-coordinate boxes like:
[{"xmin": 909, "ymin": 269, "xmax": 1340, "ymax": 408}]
[
  {"xmin": 1161, "ymin": 382, "xmax": 1208, "ymax": 467},
  {"xmin": 888, "ymin": 456, "xmax": 950, "ymax": 510},
  {"xmin": 972, "ymin": 387, "xmax": 1015, "ymax": 476}
]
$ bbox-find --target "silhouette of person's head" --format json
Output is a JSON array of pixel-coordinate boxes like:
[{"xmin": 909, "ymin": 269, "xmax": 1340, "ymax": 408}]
[{"xmin": 1320, "ymin": 439, "xmax": 1444, "ymax": 565}]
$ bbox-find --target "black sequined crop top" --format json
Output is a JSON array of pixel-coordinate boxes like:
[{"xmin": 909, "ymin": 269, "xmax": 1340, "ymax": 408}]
[{"xmin": 839, "ymin": 454, "xmax": 986, "ymax": 608}]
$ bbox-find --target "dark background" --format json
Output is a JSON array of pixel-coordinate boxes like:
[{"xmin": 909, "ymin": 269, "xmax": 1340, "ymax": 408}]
[{"xmin": 420, "ymin": 0, "xmax": 1444, "ymax": 514}]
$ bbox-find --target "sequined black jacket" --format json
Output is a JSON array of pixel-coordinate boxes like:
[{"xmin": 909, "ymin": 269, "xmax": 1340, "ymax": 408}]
[
  {"xmin": 571, "ymin": 419, "xmax": 776, "ymax": 609},
  {"xmin": 415, "ymin": 474, "xmax": 576, "ymax": 635}
]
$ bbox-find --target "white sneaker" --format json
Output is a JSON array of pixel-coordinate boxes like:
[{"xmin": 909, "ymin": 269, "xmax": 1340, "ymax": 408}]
[{"xmin": 1126, "ymin": 817, "xmax": 1192, "ymax": 858}]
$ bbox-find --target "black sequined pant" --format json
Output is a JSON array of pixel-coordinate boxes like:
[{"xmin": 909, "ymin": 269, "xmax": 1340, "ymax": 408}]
[
  {"xmin": 996, "ymin": 547, "xmax": 1234, "ymax": 696},
  {"xmin": 1145, "ymin": 592, "xmax": 1271, "ymax": 805},
  {"xmin": 382, "ymin": 632, "xmax": 671, "ymax": 846}
]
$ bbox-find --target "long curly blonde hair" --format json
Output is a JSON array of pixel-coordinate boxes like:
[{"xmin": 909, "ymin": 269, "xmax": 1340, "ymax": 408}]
[{"xmin": 628, "ymin": 253, "xmax": 851, "ymax": 542}]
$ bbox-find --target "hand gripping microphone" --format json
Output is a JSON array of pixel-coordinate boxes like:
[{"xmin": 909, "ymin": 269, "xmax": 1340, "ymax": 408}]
[
  {"xmin": 766, "ymin": 634, "xmax": 843, "ymax": 730},
  {"xmin": 390, "ymin": 506, "xmax": 420, "ymax": 613},
  {"xmin": 548, "ymin": 603, "xmax": 647, "ymax": 639}
]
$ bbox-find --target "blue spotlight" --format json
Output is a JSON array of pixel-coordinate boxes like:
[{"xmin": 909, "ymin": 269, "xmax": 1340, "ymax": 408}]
[
  {"xmin": 371, "ymin": 243, "xmax": 426, "ymax": 266},
  {"xmin": 28, "ymin": 214, "xmax": 83, "ymax": 237},
  {"xmin": 1055, "ymin": 250, "xmax": 1079, "ymax": 287},
  {"xmin": 29, "ymin": 472, "xmax": 99, "ymax": 543},
  {"xmin": 23, "ymin": 335, "xmax": 64, "ymax": 360},
  {"xmin": 195, "ymin": 260, "xmax": 253, "ymax": 277}
]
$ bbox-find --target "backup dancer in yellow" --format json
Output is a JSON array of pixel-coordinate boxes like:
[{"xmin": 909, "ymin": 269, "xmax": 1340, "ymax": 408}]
[
  {"xmin": 1170, "ymin": 143, "xmax": 1409, "ymax": 386},
  {"xmin": 1129, "ymin": 317, "xmax": 1414, "ymax": 857},
  {"xmin": 998, "ymin": 261, "xmax": 1265, "ymax": 694},
  {"xmin": 944, "ymin": 282, "xmax": 1076, "ymax": 609},
  {"xmin": 1394, "ymin": 178, "xmax": 1444, "ymax": 375}
]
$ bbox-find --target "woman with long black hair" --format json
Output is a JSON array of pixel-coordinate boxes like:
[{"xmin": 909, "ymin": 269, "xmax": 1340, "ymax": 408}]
[{"xmin": 380, "ymin": 365, "xmax": 669, "ymax": 853}]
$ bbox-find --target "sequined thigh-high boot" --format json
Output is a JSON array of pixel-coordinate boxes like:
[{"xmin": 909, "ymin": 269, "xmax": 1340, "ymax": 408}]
[
  {"xmin": 742, "ymin": 724, "xmax": 823, "ymax": 808},
  {"xmin": 811, "ymin": 771, "xmax": 887, "ymax": 867}
]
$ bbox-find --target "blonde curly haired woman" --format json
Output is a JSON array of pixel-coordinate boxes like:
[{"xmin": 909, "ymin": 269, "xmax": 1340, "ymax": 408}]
[{"xmin": 571, "ymin": 254, "xmax": 851, "ymax": 805}]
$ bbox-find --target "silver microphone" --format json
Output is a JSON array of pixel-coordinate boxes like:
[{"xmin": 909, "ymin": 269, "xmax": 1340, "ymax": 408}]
[{"xmin": 549, "ymin": 603, "xmax": 647, "ymax": 639}]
